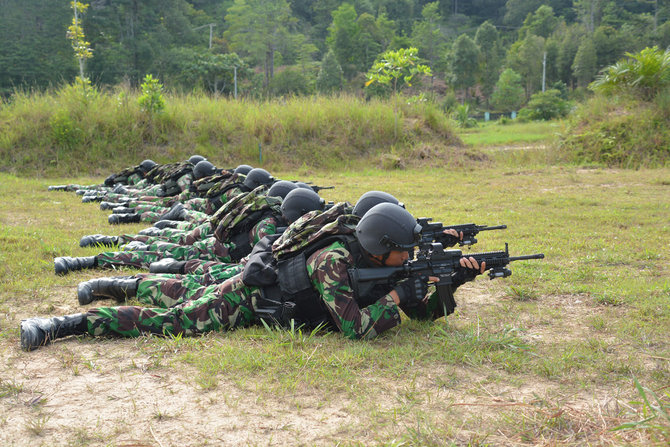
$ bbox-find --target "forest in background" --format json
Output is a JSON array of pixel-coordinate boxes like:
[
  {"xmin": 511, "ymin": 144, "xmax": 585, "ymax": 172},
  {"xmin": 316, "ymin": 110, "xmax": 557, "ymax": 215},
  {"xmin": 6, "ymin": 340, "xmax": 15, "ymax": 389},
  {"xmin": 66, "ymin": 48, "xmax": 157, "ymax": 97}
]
[{"xmin": 2, "ymin": 0, "xmax": 670, "ymax": 111}]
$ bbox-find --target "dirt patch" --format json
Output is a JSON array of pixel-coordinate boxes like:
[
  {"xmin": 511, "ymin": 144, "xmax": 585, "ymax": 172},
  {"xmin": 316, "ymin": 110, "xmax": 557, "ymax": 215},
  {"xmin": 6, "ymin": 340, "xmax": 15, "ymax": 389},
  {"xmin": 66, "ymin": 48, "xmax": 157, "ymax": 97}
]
[
  {"xmin": 1, "ymin": 282, "xmax": 649, "ymax": 446},
  {"xmin": 0, "ymin": 339, "xmax": 641, "ymax": 446}
]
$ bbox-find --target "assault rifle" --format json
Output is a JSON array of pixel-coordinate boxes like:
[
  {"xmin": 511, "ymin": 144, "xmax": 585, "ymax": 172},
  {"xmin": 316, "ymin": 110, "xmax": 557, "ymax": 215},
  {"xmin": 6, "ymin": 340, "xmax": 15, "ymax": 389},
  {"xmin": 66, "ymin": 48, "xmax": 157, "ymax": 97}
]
[
  {"xmin": 417, "ymin": 217, "xmax": 507, "ymax": 247},
  {"xmin": 302, "ymin": 182, "xmax": 335, "ymax": 193},
  {"xmin": 349, "ymin": 243, "xmax": 544, "ymax": 316}
]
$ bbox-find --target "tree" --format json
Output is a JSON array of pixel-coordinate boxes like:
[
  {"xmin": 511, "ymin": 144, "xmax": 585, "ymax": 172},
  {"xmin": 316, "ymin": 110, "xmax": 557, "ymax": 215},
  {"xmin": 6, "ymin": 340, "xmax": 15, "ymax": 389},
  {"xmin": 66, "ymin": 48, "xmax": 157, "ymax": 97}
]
[
  {"xmin": 503, "ymin": 0, "xmax": 543, "ymax": 27},
  {"xmin": 316, "ymin": 49, "xmax": 343, "ymax": 94},
  {"xmin": 475, "ymin": 20, "xmax": 503, "ymax": 106},
  {"xmin": 224, "ymin": 0, "xmax": 300, "ymax": 88},
  {"xmin": 365, "ymin": 47, "xmax": 431, "ymax": 138},
  {"xmin": 574, "ymin": 0, "xmax": 604, "ymax": 33},
  {"xmin": 67, "ymin": 1, "xmax": 93, "ymax": 84},
  {"xmin": 519, "ymin": 5, "xmax": 559, "ymax": 39},
  {"xmin": 162, "ymin": 48, "xmax": 248, "ymax": 95},
  {"xmin": 0, "ymin": 1, "xmax": 76, "ymax": 94},
  {"xmin": 590, "ymin": 46, "xmax": 670, "ymax": 100},
  {"xmin": 326, "ymin": 3, "xmax": 360, "ymax": 79},
  {"xmin": 506, "ymin": 34, "xmax": 546, "ymax": 98},
  {"xmin": 357, "ymin": 13, "xmax": 383, "ymax": 73},
  {"xmin": 449, "ymin": 34, "xmax": 480, "ymax": 102},
  {"xmin": 411, "ymin": 2, "xmax": 448, "ymax": 75},
  {"xmin": 556, "ymin": 24, "xmax": 587, "ymax": 87},
  {"xmin": 572, "ymin": 38, "xmax": 598, "ymax": 87},
  {"xmin": 491, "ymin": 68, "xmax": 525, "ymax": 112},
  {"xmin": 593, "ymin": 25, "xmax": 626, "ymax": 69}
]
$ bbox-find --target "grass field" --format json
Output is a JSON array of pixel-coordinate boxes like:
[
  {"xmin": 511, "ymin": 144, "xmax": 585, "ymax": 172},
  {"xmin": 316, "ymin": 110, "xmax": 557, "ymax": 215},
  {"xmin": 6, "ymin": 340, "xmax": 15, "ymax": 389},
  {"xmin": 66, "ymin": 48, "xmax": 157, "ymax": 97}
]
[
  {"xmin": 458, "ymin": 121, "xmax": 564, "ymax": 147},
  {"xmin": 0, "ymin": 155, "xmax": 668, "ymax": 445}
]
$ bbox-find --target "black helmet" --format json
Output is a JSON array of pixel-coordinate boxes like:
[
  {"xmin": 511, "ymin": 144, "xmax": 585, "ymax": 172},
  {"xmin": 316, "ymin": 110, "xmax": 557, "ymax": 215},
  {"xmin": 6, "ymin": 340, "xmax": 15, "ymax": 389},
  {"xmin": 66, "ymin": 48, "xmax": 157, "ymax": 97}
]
[
  {"xmin": 188, "ymin": 155, "xmax": 206, "ymax": 165},
  {"xmin": 233, "ymin": 164, "xmax": 253, "ymax": 175},
  {"xmin": 193, "ymin": 160, "xmax": 217, "ymax": 179},
  {"xmin": 243, "ymin": 168, "xmax": 274, "ymax": 190},
  {"xmin": 281, "ymin": 188, "xmax": 325, "ymax": 223},
  {"xmin": 139, "ymin": 159, "xmax": 157, "ymax": 173},
  {"xmin": 352, "ymin": 191, "xmax": 403, "ymax": 217},
  {"xmin": 355, "ymin": 203, "xmax": 422, "ymax": 255},
  {"xmin": 267, "ymin": 180, "xmax": 298, "ymax": 199},
  {"xmin": 294, "ymin": 182, "xmax": 314, "ymax": 191}
]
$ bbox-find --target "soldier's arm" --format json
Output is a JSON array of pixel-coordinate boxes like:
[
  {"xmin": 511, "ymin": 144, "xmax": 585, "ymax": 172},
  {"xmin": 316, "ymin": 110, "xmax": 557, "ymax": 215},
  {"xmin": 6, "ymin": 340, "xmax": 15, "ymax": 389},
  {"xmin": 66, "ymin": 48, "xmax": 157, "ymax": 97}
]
[{"xmin": 306, "ymin": 241, "xmax": 401, "ymax": 340}]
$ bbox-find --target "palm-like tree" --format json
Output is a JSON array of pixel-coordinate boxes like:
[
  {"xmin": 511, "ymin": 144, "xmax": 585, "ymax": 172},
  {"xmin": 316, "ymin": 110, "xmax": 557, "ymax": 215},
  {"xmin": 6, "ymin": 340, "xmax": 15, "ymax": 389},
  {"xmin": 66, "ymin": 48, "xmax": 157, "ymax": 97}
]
[{"xmin": 591, "ymin": 46, "xmax": 670, "ymax": 100}]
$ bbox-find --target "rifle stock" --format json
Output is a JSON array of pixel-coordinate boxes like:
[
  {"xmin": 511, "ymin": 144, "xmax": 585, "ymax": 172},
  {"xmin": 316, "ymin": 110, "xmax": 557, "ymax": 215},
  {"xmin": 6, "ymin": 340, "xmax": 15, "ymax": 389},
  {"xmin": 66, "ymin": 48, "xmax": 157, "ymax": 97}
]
[{"xmin": 417, "ymin": 217, "xmax": 507, "ymax": 247}]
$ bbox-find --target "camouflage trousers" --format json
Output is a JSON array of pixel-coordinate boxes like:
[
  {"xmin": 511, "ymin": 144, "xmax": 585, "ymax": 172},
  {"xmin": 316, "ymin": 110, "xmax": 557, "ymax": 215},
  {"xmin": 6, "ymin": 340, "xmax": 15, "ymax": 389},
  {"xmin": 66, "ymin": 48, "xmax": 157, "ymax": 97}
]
[
  {"xmin": 116, "ymin": 222, "xmax": 212, "ymax": 246},
  {"xmin": 86, "ymin": 274, "xmax": 260, "ymax": 337},
  {"xmin": 103, "ymin": 184, "xmax": 164, "ymax": 201},
  {"xmin": 182, "ymin": 260, "xmax": 245, "ymax": 285},
  {"xmin": 129, "ymin": 197, "xmax": 208, "ymax": 217},
  {"xmin": 131, "ymin": 264, "xmax": 245, "ymax": 307},
  {"xmin": 96, "ymin": 238, "xmax": 234, "ymax": 269},
  {"xmin": 133, "ymin": 208, "xmax": 208, "ymax": 224}
]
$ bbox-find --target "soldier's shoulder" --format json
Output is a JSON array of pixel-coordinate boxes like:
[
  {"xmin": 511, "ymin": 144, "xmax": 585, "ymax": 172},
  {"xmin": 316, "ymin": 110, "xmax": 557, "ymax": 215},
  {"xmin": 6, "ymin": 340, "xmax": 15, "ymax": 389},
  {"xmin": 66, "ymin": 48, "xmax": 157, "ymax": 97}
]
[{"xmin": 308, "ymin": 240, "xmax": 351, "ymax": 265}]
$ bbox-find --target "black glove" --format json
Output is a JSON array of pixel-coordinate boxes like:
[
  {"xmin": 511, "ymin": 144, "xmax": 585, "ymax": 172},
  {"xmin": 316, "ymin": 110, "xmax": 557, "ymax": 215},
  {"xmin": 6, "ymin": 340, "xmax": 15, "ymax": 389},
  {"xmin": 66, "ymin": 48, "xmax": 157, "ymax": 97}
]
[
  {"xmin": 451, "ymin": 265, "xmax": 482, "ymax": 288},
  {"xmin": 436, "ymin": 232, "xmax": 460, "ymax": 247},
  {"xmin": 393, "ymin": 275, "xmax": 429, "ymax": 306}
]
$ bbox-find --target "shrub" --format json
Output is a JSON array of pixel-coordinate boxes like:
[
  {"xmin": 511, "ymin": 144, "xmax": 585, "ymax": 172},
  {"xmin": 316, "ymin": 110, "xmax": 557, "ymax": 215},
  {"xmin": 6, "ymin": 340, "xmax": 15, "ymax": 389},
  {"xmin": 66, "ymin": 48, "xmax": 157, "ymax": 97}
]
[
  {"xmin": 138, "ymin": 74, "xmax": 165, "ymax": 114},
  {"xmin": 270, "ymin": 68, "xmax": 313, "ymax": 96},
  {"xmin": 518, "ymin": 89, "xmax": 572, "ymax": 121},
  {"xmin": 451, "ymin": 104, "xmax": 477, "ymax": 128}
]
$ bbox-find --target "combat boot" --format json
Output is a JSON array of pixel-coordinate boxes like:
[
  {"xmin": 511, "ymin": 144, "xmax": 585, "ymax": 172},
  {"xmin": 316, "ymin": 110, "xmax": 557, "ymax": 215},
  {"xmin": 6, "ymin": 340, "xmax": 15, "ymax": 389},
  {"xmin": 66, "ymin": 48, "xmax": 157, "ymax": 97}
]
[
  {"xmin": 154, "ymin": 220, "xmax": 180, "ymax": 229},
  {"xmin": 54, "ymin": 256, "xmax": 97, "ymax": 275},
  {"xmin": 79, "ymin": 234, "xmax": 119, "ymax": 248},
  {"xmin": 149, "ymin": 258, "xmax": 186, "ymax": 274},
  {"xmin": 108, "ymin": 213, "xmax": 141, "ymax": 224},
  {"xmin": 138, "ymin": 227, "xmax": 163, "ymax": 237},
  {"xmin": 121, "ymin": 241, "xmax": 149, "ymax": 251},
  {"xmin": 20, "ymin": 313, "xmax": 88, "ymax": 351},
  {"xmin": 112, "ymin": 184, "xmax": 128, "ymax": 194},
  {"xmin": 48, "ymin": 185, "xmax": 70, "ymax": 191},
  {"xmin": 112, "ymin": 206, "xmax": 135, "ymax": 214},
  {"xmin": 159, "ymin": 203, "xmax": 187, "ymax": 222},
  {"xmin": 77, "ymin": 276, "xmax": 138, "ymax": 305},
  {"xmin": 100, "ymin": 201, "xmax": 128, "ymax": 210},
  {"xmin": 82, "ymin": 194, "xmax": 105, "ymax": 203}
]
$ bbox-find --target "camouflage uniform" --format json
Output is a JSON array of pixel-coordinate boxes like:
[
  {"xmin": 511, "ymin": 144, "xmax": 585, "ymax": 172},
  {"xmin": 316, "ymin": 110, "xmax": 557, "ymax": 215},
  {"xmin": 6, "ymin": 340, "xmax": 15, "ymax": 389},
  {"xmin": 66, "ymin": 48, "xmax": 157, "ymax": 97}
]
[
  {"xmin": 103, "ymin": 171, "xmax": 194, "ymax": 202},
  {"xmin": 117, "ymin": 184, "xmax": 244, "ymax": 225},
  {"xmin": 83, "ymin": 240, "xmax": 443, "ymax": 340},
  {"xmin": 52, "ymin": 168, "xmax": 146, "ymax": 193},
  {"xmin": 116, "ymin": 222, "xmax": 212, "ymax": 246},
  {"xmin": 96, "ymin": 217, "xmax": 279, "ymax": 269}
]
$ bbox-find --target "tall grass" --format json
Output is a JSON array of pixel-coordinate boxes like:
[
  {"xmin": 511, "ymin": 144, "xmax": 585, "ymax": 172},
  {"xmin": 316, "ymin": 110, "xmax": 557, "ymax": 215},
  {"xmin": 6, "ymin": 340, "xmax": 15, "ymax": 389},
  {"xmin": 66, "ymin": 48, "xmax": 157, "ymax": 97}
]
[
  {"xmin": 559, "ymin": 93, "xmax": 670, "ymax": 168},
  {"xmin": 0, "ymin": 85, "xmax": 462, "ymax": 176}
]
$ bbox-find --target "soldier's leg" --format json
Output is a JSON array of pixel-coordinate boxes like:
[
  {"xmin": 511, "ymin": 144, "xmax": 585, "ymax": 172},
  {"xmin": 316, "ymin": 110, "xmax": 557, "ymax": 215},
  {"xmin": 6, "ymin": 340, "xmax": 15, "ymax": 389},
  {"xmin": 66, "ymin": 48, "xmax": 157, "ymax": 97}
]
[
  {"xmin": 135, "ymin": 273, "xmax": 212, "ymax": 308},
  {"xmin": 181, "ymin": 222, "xmax": 213, "ymax": 245},
  {"xmin": 96, "ymin": 250, "xmax": 162, "ymax": 269},
  {"xmin": 189, "ymin": 237, "xmax": 234, "ymax": 263},
  {"xmin": 183, "ymin": 198, "xmax": 208, "ymax": 213},
  {"xmin": 86, "ymin": 275, "xmax": 258, "ymax": 337}
]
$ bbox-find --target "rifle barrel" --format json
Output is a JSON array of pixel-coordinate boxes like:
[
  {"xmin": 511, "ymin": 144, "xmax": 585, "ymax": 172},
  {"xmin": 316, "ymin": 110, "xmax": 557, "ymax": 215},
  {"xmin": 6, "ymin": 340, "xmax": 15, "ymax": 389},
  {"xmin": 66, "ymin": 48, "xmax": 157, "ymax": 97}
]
[
  {"xmin": 480, "ymin": 224, "xmax": 507, "ymax": 231},
  {"xmin": 509, "ymin": 253, "xmax": 545, "ymax": 261}
]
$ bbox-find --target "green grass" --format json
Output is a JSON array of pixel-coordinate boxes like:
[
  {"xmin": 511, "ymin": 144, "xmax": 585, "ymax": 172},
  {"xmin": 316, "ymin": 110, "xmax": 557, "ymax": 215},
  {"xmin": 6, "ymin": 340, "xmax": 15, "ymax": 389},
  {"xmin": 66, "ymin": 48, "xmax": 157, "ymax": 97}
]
[
  {"xmin": 1, "ymin": 163, "xmax": 668, "ymax": 445},
  {"xmin": 457, "ymin": 120, "xmax": 564, "ymax": 147},
  {"xmin": 0, "ymin": 87, "xmax": 461, "ymax": 176}
]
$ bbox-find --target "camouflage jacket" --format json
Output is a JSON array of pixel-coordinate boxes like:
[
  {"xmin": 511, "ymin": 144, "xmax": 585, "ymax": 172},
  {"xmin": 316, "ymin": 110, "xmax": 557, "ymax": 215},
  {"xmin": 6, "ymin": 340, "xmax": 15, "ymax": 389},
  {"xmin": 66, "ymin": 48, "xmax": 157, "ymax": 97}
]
[{"xmin": 305, "ymin": 241, "xmax": 445, "ymax": 340}]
